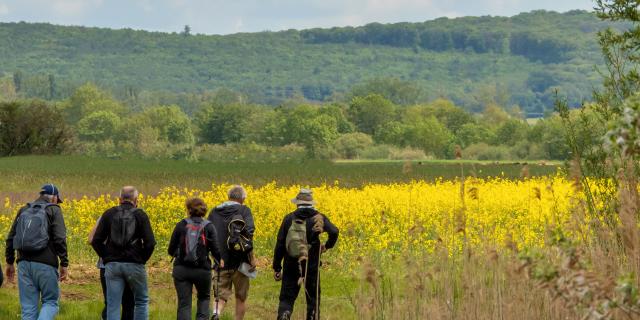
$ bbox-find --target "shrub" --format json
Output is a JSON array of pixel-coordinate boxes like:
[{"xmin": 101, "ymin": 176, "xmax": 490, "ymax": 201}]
[
  {"xmin": 359, "ymin": 144, "xmax": 394, "ymax": 159},
  {"xmin": 389, "ymin": 147, "xmax": 427, "ymax": 160},
  {"xmin": 334, "ymin": 133, "xmax": 374, "ymax": 159},
  {"xmin": 0, "ymin": 100, "xmax": 73, "ymax": 156},
  {"xmin": 463, "ymin": 143, "xmax": 511, "ymax": 161},
  {"xmin": 195, "ymin": 143, "xmax": 307, "ymax": 162}
]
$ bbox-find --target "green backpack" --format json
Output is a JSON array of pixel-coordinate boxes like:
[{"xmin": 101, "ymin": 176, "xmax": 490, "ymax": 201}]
[{"xmin": 286, "ymin": 218, "xmax": 309, "ymax": 260}]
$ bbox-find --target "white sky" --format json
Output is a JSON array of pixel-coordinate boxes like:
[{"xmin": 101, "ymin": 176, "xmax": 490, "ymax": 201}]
[{"xmin": 0, "ymin": 0, "xmax": 595, "ymax": 35}]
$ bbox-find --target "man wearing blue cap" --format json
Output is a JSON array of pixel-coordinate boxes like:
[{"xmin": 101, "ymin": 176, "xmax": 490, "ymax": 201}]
[{"xmin": 5, "ymin": 183, "xmax": 69, "ymax": 320}]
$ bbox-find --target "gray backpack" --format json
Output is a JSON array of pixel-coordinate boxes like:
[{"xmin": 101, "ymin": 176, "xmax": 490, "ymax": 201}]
[
  {"xmin": 13, "ymin": 203, "xmax": 52, "ymax": 251},
  {"xmin": 183, "ymin": 218, "xmax": 210, "ymax": 266}
]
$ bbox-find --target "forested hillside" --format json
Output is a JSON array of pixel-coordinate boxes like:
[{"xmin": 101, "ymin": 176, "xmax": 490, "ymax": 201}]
[{"xmin": 0, "ymin": 10, "xmax": 625, "ymax": 113}]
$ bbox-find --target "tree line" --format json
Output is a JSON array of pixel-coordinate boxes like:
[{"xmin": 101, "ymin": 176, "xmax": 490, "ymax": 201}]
[{"xmin": 0, "ymin": 82, "xmax": 592, "ymax": 161}]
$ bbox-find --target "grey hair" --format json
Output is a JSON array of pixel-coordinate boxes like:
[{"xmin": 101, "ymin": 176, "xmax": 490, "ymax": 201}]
[
  {"xmin": 228, "ymin": 185, "xmax": 247, "ymax": 200},
  {"xmin": 120, "ymin": 186, "xmax": 139, "ymax": 202}
]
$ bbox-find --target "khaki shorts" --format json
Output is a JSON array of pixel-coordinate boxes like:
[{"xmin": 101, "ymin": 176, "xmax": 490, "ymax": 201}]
[{"xmin": 214, "ymin": 269, "xmax": 250, "ymax": 302}]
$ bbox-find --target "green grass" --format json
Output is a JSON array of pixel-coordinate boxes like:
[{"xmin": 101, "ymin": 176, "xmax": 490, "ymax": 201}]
[
  {"xmin": 0, "ymin": 156, "xmax": 559, "ymax": 199},
  {"xmin": 0, "ymin": 264, "xmax": 358, "ymax": 320}
]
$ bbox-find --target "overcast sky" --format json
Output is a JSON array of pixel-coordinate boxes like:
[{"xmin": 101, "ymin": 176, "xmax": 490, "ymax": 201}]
[{"xmin": 0, "ymin": 0, "xmax": 594, "ymax": 35}]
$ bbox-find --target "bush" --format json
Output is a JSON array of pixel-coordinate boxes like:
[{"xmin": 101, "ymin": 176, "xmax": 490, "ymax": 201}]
[
  {"xmin": 356, "ymin": 144, "xmax": 427, "ymax": 160},
  {"xmin": 389, "ymin": 147, "xmax": 427, "ymax": 160},
  {"xmin": 527, "ymin": 143, "xmax": 549, "ymax": 160},
  {"xmin": 359, "ymin": 144, "xmax": 394, "ymax": 159},
  {"xmin": 195, "ymin": 143, "xmax": 307, "ymax": 162},
  {"xmin": 77, "ymin": 110, "xmax": 121, "ymax": 142},
  {"xmin": 0, "ymin": 100, "xmax": 73, "ymax": 156},
  {"xmin": 462, "ymin": 143, "xmax": 511, "ymax": 161},
  {"xmin": 334, "ymin": 133, "xmax": 373, "ymax": 159}
]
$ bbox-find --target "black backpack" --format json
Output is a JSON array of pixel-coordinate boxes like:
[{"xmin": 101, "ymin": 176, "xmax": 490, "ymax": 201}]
[
  {"xmin": 181, "ymin": 218, "xmax": 210, "ymax": 266},
  {"xmin": 110, "ymin": 207, "xmax": 137, "ymax": 248},
  {"xmin": 13, "ymin": 203, "xmax": 53, "ymax": 252},
  {"xmin": 226, "ymin": 213, "xmax": 253, "ymax": 256}
]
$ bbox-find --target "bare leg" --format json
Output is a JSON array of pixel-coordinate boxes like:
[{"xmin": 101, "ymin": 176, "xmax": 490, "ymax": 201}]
[
  {"xmin": 235, "ymin": 299, "xmax": 247, "ymax": 320},
  {"xmin": 215, "ymin": 300, "xmax": 226, "ymax": 316}
]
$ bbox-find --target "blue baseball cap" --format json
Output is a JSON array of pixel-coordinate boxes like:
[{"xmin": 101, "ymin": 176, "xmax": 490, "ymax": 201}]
[{"xmin": 40, "ymin": 183, "xmax": 63, "ymax": 203}]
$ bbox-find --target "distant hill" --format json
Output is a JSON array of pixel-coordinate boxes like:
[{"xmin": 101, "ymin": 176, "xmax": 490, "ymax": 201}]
[{"xmin": 0, "ymin": 10, "xmax": 625, "ymax": 113}]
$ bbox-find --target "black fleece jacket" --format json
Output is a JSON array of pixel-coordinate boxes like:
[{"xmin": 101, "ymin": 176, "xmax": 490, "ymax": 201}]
[
  {"xmin": 91, "ymin": 203, "xmax": 156, "ymax": 265},
  {"xmin": 272, "ymin": 207, "xmax": 339, "ymax": 272},
  {"xmin": 5, "ymin": 197, "xmax": 68, "ymax": 268},
  {"xmin": 167, "ymin": 216, "xmax": 221, "ymax": 270},
  {"xmin": 207, "ymin": 202, "xmax": 255, "ymax": 270}
]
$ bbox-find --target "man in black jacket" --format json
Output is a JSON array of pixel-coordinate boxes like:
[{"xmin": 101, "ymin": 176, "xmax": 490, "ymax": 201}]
[
  {"xmin": 5, "ymin": 183, "xmax": 68, "ymax": 320},
  {"xmin": 273, "ymin": 188, "xmax": 339, "ymax": 320},
  {"xmin": 208, "ymin": 185, "xmax": 255, "ymax": 320},
  {"xmin": 91, "ymin": 186, "xmax": 156, "ymax": 320}
]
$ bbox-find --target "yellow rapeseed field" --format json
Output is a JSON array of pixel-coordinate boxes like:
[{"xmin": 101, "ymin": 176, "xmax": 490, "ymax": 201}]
[{"xmin": 0, "ymin": 175, "xmax": 576, "ymax": 264}]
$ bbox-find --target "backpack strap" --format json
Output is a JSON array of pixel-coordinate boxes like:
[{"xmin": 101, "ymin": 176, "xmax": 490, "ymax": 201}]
[
  {"xmin": 24, "ymin": 202, "xmax": 57, "ymax": 221},
  {"xmin": 185, "ymin": 218, "xmax": 208, "ymax": 226},
  {"xmin": 228, "ymin": 216, "xmax": 246, "ymax": 233}
]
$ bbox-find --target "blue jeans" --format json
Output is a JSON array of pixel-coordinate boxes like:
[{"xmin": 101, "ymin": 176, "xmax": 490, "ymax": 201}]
[
  {"xmin": 18, "ymin": 261, "xmax": 59, "ymax": 320},
  {"xmin": 105, "ymin": 262, "xmax": 149, "ymax": 320}
]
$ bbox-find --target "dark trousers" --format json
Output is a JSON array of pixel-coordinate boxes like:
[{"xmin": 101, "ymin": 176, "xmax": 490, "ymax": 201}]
[
  {"xmin": 277, "ymin": 259, "xmax": 321, "ymax": 320},
  {"xmin": 100, "ymin": 268, "xmax": 134, "ymax": 320},
  {"xmin": 172, "ymin": 265, "xmax": 212, "ymax": 320}
]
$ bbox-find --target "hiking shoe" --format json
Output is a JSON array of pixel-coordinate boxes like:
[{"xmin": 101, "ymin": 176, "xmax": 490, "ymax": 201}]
[
  {"xmin": 211, "ymin": 314, "xmax": 219, "ymax": 320},
  {"xmin": 278, "ymin": 311, "xmax": 292, "ymax": 320}
]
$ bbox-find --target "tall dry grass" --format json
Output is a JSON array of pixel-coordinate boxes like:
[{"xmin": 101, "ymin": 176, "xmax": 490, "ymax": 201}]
[{"xmin": 351, "ymin": 157, "xmax": 640, "ymax": 320}]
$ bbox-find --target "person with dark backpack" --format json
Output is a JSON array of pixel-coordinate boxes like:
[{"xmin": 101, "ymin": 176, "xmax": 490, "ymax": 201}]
[
  {"xmin": 273, "ymin": 188, "xmax": 339, "ymax": 320},
  {"xmin": 91, "ymin": 186, "xmax": 156, "ymax": 320},
  {"xmin": 88, "ymin": 216, "xmax": 134, "ymax": 320},
  {"xmin": 208, "ymin": 185, "xmax": 255, "ymax": 320},
  {"xmin": 4, "ymin": 183, "xmax": 69, "ymax": 320},
  {"xmin": 168, "ymin": 198, "xmax": 223, "ymax": 320}
]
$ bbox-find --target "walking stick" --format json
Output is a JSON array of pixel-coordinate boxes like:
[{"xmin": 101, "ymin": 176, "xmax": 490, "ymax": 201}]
[{"xmin": 314, "ymin": 246, "xmax": 322, "ymax": 320}]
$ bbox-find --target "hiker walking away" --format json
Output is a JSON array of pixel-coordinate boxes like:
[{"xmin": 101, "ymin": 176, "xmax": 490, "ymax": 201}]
[
  {"xmin": 88, "ymin": 216, "xmax": 134, "ymax": 320},
  {"xmin": 273, "ymin": 188, "xmax": 339, "ymax": 320},
  {"xmin": 5, "ymin": 184, "xmax": 69, "ymax": 320},
  {"xmin": 168, "ymin": 198, "xmax": 223, "ymax": 320},
  {"xmin": 91, "ymin": 186, "xmax": 156, "ymax": 320},
  {"xmin": 208, "ymin": 185, "xmax": 256, "ymax": 320}
]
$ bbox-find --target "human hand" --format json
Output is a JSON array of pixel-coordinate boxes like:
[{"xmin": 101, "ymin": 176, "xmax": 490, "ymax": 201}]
[
  {"xmin": 59, "ymin": 267, "xmax": 68, "ymax": 281},
  {"xmin": 320, "ymin": 244, "xmax": 327, "ymax": 254},
  {"xmin": 6, "ymin": 264, "xmax": 15, "ymax": 283},
  {"xmin": 274, "ymin": 271, "xmax": 282, "ymax": 281}
]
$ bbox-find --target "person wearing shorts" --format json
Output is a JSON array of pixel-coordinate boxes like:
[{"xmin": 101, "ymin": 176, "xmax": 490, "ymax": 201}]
[
  {"xmin": 215, "ymin": 268, "xmax": 250, "ymax": 304},
  {"xmin": 208, "ymin": 185, "xmax": 255, "ymax": 320}
]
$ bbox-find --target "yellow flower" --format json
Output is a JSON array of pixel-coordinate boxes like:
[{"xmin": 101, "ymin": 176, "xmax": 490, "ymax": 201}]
[{"xmin": 0, "ymin": 176, "xmax": 588, "ymax": 267}]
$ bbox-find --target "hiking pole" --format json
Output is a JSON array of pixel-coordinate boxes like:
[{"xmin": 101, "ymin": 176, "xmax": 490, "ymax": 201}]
[{"xmin": 314, "ymin": 246, "xmax": 322, "ymax": 320}]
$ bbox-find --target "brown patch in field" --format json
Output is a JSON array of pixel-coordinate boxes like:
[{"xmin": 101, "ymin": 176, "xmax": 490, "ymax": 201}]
[{"xmin": 61, "ymin": 291, "xmax": 91, "ymax": 301}]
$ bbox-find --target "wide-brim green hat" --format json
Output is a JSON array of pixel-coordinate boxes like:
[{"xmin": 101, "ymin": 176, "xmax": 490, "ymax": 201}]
[{"xmin": 291, "ymin": 188, "xmax": 315, "ymax": 205}]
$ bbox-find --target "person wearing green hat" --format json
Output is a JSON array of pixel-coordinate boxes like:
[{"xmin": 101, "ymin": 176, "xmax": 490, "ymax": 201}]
[
  {"xmin": 273, "ymin": 188, "xmax": 339, "ymax": 320},
  {"xmin": 5, "ymin": 183, "xmax": 68, "ymax": 320}
]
